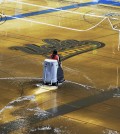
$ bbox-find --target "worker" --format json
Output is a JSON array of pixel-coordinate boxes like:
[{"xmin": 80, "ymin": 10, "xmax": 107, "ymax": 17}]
[
  {"xmin": 50, "ymin": 50, "xmax": 64, "ymax": 83},
  {"xmin": 50, "ymin": 49, "xmax": 60, "ymax": 62}
]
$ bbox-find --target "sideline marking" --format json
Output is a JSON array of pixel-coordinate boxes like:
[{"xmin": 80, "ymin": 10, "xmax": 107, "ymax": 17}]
[{"xmin": 2, "ymin": 1, "xmax": 98, "ymax": 21}]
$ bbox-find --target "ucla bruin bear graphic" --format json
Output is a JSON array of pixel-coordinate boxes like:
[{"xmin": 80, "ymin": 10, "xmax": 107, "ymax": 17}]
[{"xmin": 9, "ymin": 39, "xmax": 105, "ymax": 61}]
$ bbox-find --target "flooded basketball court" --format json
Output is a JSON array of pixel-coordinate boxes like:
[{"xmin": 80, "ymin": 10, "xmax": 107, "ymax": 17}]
[{"xmin": 0, "ymin": 0, "xmax": 120, "ymax": 133}]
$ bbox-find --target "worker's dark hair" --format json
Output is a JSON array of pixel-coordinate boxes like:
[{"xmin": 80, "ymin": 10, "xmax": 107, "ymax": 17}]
[
  {"xmin": 53, "ymin": 50, "xmax": 57, "ymax": 55},
  {"xmin": 51, "ymin": 50, "xmax": 57, "ymax": 59}
]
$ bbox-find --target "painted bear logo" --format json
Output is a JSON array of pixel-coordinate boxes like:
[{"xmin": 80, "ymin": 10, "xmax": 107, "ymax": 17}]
[{"xmin": 9, "ymin": 39, "xmax": 105, "ymax": 61}]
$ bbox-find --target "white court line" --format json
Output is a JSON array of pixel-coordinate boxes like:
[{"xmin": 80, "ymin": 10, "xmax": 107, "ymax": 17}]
[
  {"xmin": 118, "ymin": 30, "xmax": 120, "ymax": 50},
  {"xmin": 5, "ymin": 15, "xmax": 109, "ymax": 31},
  {"xmin": 8, "ymin": 0, "xmax": 120, "ymax": 20},
  {"xmin": 65, "ymin": 80, "xmax": 94, "ymax": 90},
  {"xmin": 0, "ymin": 77, "xmax": 94, "ymax": 91},
  {"xmin": 0, "ymin": 77, "xmax": 42, "ymax": 80},
  {"xmin": 5, "ymin": 14, "xmax": 119, "ymax": 31},
  {"xmin": 6, "ymin": 1, "xmax": 120, "ymax": 31},
  {"xmin": 5, "ymin": 14, "xmax": 120, "ymax": 50}
]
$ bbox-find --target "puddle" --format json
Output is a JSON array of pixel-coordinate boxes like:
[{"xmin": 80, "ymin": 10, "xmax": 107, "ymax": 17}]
[
  {"xmin": 0, "ymin": 94, "xmax": 71, "ymax": 134},
  {"xmin": 103, "ymin": 129, "xmax": 119, "ymax": 134}
]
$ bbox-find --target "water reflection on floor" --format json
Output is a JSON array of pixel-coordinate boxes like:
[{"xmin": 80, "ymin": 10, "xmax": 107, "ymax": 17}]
[
  {"xmin": 0, "ymin": 80, "xmax": 119, "ymax": 134},
  {"xmin": 0, "ymin": 0, "xmax": 120, "ymax": 133}
]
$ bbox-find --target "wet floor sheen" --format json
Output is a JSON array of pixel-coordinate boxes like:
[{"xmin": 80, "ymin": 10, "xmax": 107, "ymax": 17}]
[{"xmin": 0, "ymin": 0, "xmax": 120, "ymax": 134}]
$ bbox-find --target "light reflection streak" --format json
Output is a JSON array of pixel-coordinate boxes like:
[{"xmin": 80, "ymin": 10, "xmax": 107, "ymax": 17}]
[{"xmin": 35, "ymin": 85, "xmax": 58, "ymax": 95}]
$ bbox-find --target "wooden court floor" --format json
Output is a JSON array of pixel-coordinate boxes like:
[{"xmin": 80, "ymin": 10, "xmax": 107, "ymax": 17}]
[{"xmin": 0, "ymin": 0, "xmax": 120, "ymax": 133}]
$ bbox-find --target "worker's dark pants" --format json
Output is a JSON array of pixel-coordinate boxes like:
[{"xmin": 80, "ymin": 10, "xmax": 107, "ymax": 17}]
[{"xmin": 57, "ymin": 65, "xmax": 64, "ymax": 83}]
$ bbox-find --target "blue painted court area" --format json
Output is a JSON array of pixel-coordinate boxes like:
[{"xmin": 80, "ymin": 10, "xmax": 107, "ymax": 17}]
[
  {"xmin": 2, "ymin": 1, "xmax": 120, "ymax": 23},
  {"xmin": 98, "ymin": 0, "xmax": 120, "ymax": 6},
  {"xmin": 4, "ymin": 2, "xmax": 97, "ymax": 21}
]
